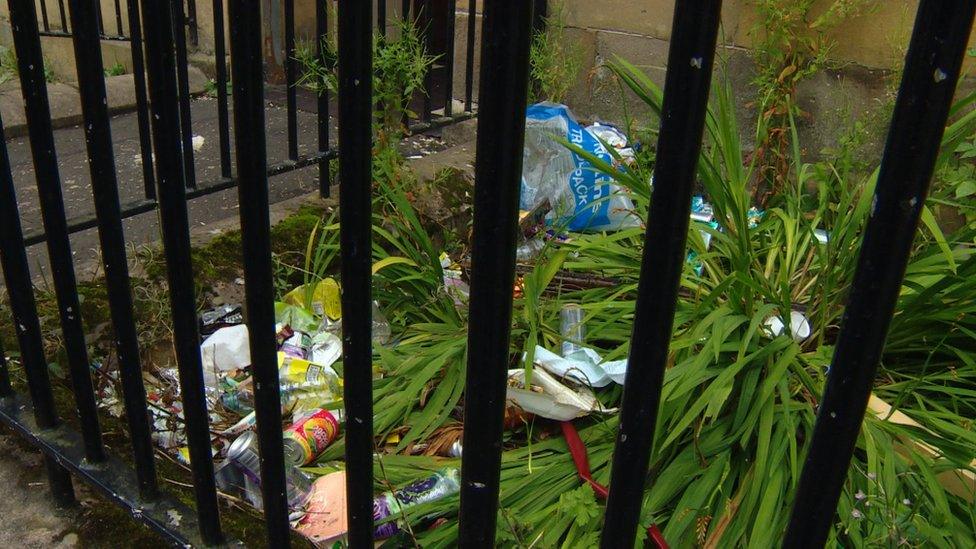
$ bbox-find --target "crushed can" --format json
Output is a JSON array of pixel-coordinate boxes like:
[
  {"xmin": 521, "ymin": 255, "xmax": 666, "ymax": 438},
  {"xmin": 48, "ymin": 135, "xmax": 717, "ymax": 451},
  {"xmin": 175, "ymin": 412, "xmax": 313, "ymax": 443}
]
[
  {"xmin": 227, "ymin": 430, "xmax": 262, "ymax": 483},
  {"xmin": 283, "ymin": 409, "xmax": 340, "ymax": 466},
  {"xmin": 448, "ymin": 440, "xmax": 463, "ymax": 458}
]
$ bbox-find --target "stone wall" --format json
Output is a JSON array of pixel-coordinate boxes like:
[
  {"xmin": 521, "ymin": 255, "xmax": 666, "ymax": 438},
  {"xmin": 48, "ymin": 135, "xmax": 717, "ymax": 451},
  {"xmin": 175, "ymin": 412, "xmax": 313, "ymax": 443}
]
[{"xmin": 2, "ymin": 1, "xmax": 973, "ymax": 156}]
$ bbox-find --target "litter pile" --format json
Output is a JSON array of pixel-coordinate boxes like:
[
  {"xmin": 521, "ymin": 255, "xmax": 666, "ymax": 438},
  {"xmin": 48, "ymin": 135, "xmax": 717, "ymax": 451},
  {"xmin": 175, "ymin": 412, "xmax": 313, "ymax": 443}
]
[{"xmin": 91, "ymin": 100, "xmax": 910, "ymax": 546}]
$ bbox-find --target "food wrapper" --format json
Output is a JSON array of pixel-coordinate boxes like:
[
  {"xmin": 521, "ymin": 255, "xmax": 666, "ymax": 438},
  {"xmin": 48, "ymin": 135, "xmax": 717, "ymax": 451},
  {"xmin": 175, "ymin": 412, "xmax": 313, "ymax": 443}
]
[
  {"xmin": 506, "ymin": 367, "xmax": 614, "ymax": 421},
  {"xmin": 298, "ymin": 472, "xmax": 348, "ymax": 547}
]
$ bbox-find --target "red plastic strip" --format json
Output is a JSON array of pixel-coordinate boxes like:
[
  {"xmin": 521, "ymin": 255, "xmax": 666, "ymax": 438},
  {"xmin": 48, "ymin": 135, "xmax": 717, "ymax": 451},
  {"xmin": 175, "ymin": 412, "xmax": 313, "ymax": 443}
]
[{"xmin": 560, "ymin": 421, "xmax": 669, "ymax": 549}]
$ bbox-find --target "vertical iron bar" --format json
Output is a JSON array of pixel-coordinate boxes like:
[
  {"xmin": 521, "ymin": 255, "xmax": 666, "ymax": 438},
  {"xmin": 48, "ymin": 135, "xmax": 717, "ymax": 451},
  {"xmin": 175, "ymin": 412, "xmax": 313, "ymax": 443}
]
[
  {"xmin": 599, "ymin": 3, "xmax": 723, "ymax": 548},
  {"xmin": 67, "ymin": 0, "xmax": 160, "ymax": 500},
  {"xmin": 39, "ymin": 0, "xmax": 51, "ymax": 32},
  {"xmin": 377, "ymin": 0, "xmax": 386, "ymax": 37},
  {"xmin": 532, "ymin": 0, "xmax": 547, "ymax": 34},
  {"xmin": 43, "ymin": 455, "xmax": 78, "ymax": 506},
  {"xmin": 113, "ymin": 0, "xmax": 123, "ymax": 36},
  {"xmin": 316, "ymin": 0, "xmax": 330, "ymax": 197},
  {"xmin": 0, "ymin": 126, "xmax": 47, "ymax": 416},
  {"xmin": 784, "ymin": 2, "xmax": 976, "ymax": 547},
  {"xmin": 457, "ymin": 2, "xmax": 532, "ymax": 546},
  {"xmin": 463, "ymin": 0, "xmax": 475, "ymax": 112},
  {"xmin": 173, "ymin": 0, "xmax": 197, "ymax": 188},
  {"xmin": 57, "ymin": 0, "xmax": 68, "ymax": 32},
  {"xmin": 421, "ymin": 1, "xmax": 432, "ymax": 122},
  {"xmin": 95, "ymin": 0, "xmax": 105, "ymax": 35},
  {"xmin": 0, "ymin": 327, "xmax": 10, "ymax": 397},
  {"xmin": 228, "ymin": 2, "xmax": 291, "ymax": 545},
  {"xmin": 9, "ymin": 0, "xmax": 106, "ymax": 465},
  {"xmin": 442, "ymin": 0, "xmax": 456, "ymax": 116},
  {"xmin": 0, "ymin": 114, "xmax": 76, "ymax": 505},
  {"xmin": 186, "ymin": 0, "xmax": 198, "ymax": 46},
  {"xmin": 127, "ymin": 0, "xmax": 156, "ymax": 199},
  {"xmin": 212, "ymin": 0, "xmax": 232, "ymax": 178},
  {"xmin": 139, "ymin": 0, "xmax": 223, "ymax": 543},
  {"xmin": 399, "ymin": 0, "xmax": 411, "ymax": 134},
  {"xmin": 285, "ymin": 0, "xmax": 298, "ymax": 161},
  {"xmin": 337, "ymin": 1, "xmax": 374, "ymax": 544}
]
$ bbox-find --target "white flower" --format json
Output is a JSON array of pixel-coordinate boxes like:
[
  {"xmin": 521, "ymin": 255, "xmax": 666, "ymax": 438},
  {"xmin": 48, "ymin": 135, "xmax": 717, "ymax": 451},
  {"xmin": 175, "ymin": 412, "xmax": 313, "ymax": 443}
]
[
  {"xmin": 851, "ymin": 509, "xmax": 864, "ymax": 519},
  {"xmin": 902, "ymin": 498, "xmax": 911, "ymax": 506},
  {"xmin": 854, "ymin": 490, "xmax": 866, "ymax": 500}
]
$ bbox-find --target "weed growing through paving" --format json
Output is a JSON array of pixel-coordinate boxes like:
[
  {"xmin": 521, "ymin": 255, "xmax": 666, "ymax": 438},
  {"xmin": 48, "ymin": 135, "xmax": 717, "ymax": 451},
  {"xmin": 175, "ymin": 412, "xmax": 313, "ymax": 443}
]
[
  {"xmin": 0, "ymin": 44, "xmax": 55, "ymax": 84},
  {"xmin": 529, "ymin": 1, "xmax": 584, "ymax": 105},
  {"xmin": 103, "ymin": 61, "xmax": 126, "ymax": 77},
  {"xmin": 749, "ymin": 0, "xmax": 879, "ymax": 204},
  {"xmin": 296, "ymin": 13, "xmax": 436, "ymax": 149},
  {"xmin": 204, "ymin": 77, "xmax": 232, "ymax": 98}
]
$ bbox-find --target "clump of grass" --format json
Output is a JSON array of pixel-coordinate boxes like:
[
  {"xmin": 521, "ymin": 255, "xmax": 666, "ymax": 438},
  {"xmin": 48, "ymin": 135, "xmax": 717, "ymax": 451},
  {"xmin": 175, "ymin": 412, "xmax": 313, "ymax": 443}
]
[
  {"xmin": 529, "ymin": 1, "xmax": 584, "ymax": 104},
  {"xmin": 103, "ymin": 61, "xmax": 126, "ymax": 77},
  {"xmin": 296, "ymin": 14, "xmax": 436, "ymax": 148},
  {"xmin": 0, "ymin": 44, "xmax": 56, "ymax": 84}
]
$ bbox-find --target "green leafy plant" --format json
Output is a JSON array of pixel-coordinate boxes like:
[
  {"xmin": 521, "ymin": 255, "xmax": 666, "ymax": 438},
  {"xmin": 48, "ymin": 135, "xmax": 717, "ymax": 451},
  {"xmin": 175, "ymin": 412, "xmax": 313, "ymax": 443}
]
[
  {"xmin": 204, "ymin": 77, "xmax": 232, "ymax": 98},
  {"xmin": 0, "ymin": 45, "xmax": 55, "ymax": 83},
  {"xmin": 103, "ymin": 61, "xmax": 126, "ymax": 76},
  {"xmin": 529, "ymin": 1, "xmax": 584, "ymax": 104},
  {"xmin": 0, "ymin": 46, "xmax": 18, "ymax": 84},
  {"xmin": 749, "ymin": 0, "xmax": 877, "ymax": 204},
  {"xmin": 283, "ymin": 29, "xmax": 976, "ymax": 547},
  {"xmin": 397, "ymin": 59, "xmax": 976, "ymax": 547},
  {"xmin": 296, "ymin": 13, "xmax": 436, "ymax": 149}
]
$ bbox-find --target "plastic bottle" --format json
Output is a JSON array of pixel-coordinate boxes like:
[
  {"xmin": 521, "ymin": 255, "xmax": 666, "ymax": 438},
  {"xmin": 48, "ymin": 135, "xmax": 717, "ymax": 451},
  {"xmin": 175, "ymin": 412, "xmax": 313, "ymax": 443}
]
[{"xmin": 560, "ymin": 304, "xmax": 586, "ymax": 357}]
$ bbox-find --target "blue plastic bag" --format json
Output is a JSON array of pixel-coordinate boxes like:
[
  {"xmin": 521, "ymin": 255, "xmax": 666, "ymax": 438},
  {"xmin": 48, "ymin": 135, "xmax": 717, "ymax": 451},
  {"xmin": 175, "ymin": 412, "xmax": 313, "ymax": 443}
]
[{"xmin": 521, "ymin": 103, "xmax": 639, "ymax": 232}]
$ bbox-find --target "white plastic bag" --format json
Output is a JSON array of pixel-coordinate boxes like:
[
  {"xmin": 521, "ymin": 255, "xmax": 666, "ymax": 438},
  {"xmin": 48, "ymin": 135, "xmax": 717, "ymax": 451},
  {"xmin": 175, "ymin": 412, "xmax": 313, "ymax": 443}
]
[
  {"xmin": 200, "ymin": 325, "xmax": 250, "ymax": 387},
  {"xmin": 505, "ymin": 367, "xmax": 614, "ymax": 421}
]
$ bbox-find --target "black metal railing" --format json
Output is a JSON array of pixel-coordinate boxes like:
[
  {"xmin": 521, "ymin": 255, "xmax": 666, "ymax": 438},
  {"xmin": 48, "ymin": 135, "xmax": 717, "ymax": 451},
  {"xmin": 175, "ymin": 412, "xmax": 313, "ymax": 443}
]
[
  {"xmin": 35, "ymin": 0, "xmax": 128, "ymax": 40},
  {"xmin": 1, "ymin": 0, "xmax": 973, "ymax": 547},
  {"xmin": 20, "ymin": 0, "xmax": 478, "ymax": 248}
]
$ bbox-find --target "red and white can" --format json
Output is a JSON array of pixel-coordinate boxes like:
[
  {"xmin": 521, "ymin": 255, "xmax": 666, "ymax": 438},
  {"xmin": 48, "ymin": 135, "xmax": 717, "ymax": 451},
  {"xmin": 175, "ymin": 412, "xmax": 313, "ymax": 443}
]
[{"xmin": 283, "ymin": 409, "xmax": 340, "ymax": 466}]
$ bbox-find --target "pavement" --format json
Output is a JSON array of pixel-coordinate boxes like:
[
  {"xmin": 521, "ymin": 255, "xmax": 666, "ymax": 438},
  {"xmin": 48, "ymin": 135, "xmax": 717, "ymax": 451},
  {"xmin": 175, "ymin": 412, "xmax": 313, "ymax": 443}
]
[
  {"xmin": 4, "ymin": 85, "xmax": 474, "ymax": 281},
  {"xmin": 7, "ymin": 89, "xmax": 329, "ymax": 282},
  {"xmin": 0, "ymin": 429, "xmax": 164, "ymax": 547}
]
